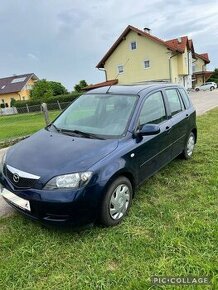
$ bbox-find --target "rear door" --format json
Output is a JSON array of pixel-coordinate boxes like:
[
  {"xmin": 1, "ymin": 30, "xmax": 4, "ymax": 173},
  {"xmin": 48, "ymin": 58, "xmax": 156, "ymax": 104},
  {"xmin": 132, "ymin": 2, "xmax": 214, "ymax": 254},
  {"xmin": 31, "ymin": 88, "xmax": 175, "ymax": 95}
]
[
  {"xmin": 163, "ymin": 88, "xmax": 189, "ymax": 158},
  {"xmin": 133, "ymin": 90, "xmax": 173, "ymax": 183}
]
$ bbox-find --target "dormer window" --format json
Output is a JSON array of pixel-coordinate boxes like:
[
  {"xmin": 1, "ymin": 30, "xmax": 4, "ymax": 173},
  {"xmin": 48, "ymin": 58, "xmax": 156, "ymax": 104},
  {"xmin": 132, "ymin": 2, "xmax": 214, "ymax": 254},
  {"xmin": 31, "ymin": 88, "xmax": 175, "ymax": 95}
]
[{"xmin": 130, "ymin": 41, "xmax": 137, "ymax": 50}]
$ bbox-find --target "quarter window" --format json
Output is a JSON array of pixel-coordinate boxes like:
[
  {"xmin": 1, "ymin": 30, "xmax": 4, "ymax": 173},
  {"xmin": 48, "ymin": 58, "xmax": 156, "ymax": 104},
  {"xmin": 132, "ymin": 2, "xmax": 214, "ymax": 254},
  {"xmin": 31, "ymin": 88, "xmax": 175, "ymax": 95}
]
[
  {"xmin": 117, "ymin": 65, "xmax": 124, "ymax": 74},
  {"xmin": 165, "ymin": 89, "xmax": 183, "ymax": 116},
  {"xmin": 144, "ymin": 60, "xmax": 150, "ymax": 69},
  {"xmin": 130, "ymin": 41, "xmax": 137, "ymax": 50},
  {"xmin": 139, "ymin": 91, "xmax": 167, "ymax": 126}
]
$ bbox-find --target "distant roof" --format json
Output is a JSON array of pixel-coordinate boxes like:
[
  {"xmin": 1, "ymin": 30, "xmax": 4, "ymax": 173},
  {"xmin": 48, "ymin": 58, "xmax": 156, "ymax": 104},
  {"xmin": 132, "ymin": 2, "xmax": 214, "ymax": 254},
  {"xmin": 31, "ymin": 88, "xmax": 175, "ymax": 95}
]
[
  {"xmin": 83, "ymin": 79, "xmax": 118, "ymax": 91},
  {"xmin": 0, "ymin": 73, "xmax": 38, "ymax": 95},
  {"xmin": 195, "ymin": 53, "xmax": 210, "ymax": 64}
]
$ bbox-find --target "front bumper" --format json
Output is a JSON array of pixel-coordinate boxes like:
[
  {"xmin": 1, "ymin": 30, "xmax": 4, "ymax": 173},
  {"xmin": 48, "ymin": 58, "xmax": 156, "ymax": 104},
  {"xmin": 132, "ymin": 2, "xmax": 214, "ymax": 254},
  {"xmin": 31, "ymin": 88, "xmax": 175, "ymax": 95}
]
[{"xmin": 0, "ymin": 173, "xmax": 104, "ymax": 226}]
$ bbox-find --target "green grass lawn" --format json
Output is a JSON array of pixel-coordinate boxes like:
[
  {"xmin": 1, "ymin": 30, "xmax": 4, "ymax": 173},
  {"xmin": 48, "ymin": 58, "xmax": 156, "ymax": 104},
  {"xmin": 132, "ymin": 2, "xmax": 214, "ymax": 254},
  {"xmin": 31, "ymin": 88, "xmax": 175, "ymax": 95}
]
[
  {"xmin": 0, "ymin": 111, "xmax": 60, "ymax": 143},
  {"xmin": 0, "ymin": 109, "xmax": 217, "ymax": 290}
]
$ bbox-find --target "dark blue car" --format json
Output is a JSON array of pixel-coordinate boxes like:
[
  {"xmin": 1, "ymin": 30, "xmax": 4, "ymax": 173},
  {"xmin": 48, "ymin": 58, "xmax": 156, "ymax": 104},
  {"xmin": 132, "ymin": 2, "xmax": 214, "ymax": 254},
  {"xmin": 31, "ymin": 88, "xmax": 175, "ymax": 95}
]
[{"xmin": 0, "ymin": 84, "xmax": 197, "ymax": 227}]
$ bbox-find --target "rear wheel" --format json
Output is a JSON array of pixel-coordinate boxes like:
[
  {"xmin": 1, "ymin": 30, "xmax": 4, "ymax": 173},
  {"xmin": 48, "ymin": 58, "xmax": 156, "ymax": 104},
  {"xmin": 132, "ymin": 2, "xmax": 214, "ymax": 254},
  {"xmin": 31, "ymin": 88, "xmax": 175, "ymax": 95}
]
[
  {"xmin": 195, "ymin": 88, "xmax": 200, "ymax": 92},
  {"xmin": 182, "ymin": 132, "xmax": 195, "ymax": 159},
  {"xmin": 99, "ymin": 176, "xmax": 133, "ymax": 227}
]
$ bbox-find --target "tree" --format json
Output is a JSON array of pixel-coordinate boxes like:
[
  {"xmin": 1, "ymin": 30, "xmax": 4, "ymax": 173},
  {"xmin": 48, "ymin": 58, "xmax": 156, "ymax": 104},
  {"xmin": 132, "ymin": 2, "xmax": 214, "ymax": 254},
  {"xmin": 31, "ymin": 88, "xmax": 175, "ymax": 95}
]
[
  {"xmin": 30, "ymin": 79, "xmax": 68, "ymax": 100},
  {"xmin": 208, "ymin": 68, "xmax": 218, "ymax": 83},
  {"xmin": 74, "ymin": 80, "xmax": 88, "ymax": 92},
  {"xmin": 48, "ymin": 81, "xmax": 68, "ymax": 96}
]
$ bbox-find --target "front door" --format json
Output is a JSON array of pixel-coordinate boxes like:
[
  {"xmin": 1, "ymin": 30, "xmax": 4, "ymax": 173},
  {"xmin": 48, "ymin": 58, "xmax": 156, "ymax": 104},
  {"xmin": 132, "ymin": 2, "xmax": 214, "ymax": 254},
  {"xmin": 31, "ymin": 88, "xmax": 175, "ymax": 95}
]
[{"xmin": 133, "ymin": 91, "xmax": 172, "ymax": 183}]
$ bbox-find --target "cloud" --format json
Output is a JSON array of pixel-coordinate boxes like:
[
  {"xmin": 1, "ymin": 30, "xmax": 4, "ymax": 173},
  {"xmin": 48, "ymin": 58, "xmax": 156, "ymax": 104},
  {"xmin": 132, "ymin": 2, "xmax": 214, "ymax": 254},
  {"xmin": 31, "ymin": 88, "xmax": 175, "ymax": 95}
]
[{"xmin": 0, "ymin": 0, "xmax": 217, "ymax": 89}]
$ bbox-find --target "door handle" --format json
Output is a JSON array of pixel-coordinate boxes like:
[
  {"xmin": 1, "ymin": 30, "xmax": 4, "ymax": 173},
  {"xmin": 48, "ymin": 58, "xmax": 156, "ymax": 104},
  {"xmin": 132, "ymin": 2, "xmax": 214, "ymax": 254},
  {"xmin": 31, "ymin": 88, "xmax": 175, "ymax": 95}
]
[{"xmin": 165, "ymin": 126, "xmax": 172, "ymax": 133}]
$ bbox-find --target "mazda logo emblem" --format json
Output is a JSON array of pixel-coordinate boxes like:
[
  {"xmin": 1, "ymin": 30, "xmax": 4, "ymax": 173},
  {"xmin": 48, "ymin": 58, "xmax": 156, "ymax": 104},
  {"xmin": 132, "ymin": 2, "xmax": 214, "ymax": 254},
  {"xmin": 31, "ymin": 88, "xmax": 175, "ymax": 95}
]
[{"xmin": 13, "ymin": 173, "xmax": 20, "ymax": 183}]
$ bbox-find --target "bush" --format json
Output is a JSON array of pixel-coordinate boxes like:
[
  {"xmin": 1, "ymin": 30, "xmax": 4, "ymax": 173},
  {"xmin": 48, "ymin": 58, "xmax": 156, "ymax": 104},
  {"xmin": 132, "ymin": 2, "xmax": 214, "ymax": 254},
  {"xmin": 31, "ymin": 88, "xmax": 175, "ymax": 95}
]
[{"xmin": 14, "ymin": 92, "xmax": 82, "ymax": 108}]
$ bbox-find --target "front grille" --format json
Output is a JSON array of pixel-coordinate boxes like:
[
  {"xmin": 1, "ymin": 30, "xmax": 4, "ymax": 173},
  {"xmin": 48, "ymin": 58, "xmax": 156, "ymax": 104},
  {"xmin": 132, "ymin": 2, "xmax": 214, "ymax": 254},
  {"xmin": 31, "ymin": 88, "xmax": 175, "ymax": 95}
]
[{"xmin": 5, "ymin": 166, "xmax": 38, "ymax": 189}]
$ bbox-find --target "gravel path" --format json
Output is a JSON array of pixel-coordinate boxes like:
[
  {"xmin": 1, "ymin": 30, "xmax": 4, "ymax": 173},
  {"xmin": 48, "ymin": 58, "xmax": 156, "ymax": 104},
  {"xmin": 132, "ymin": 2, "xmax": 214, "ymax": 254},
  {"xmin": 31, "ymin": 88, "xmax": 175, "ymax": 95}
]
[{"xmin": 0, "ymin": 89, "xmax": 218, "ymax": 218}]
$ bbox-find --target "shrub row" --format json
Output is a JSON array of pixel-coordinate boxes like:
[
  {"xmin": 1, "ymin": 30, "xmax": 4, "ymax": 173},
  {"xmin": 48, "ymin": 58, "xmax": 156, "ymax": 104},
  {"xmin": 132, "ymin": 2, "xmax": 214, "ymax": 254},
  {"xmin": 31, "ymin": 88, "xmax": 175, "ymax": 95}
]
[{"xmin": 14, "ymin": 92, "xmax": 82, "ymax": 108}]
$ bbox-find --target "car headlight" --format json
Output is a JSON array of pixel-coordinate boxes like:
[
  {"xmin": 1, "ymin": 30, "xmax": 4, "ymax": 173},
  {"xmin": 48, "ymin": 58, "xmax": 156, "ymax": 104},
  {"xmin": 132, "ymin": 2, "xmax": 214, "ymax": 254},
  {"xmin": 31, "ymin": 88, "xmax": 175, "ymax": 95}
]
[
  {"xmin": 43, "ymin": 172, "xmax": 93, "ymax": 190},
  {"xmin": 0, "ymin": 153, "xmax": 6, "ymax": 174}
]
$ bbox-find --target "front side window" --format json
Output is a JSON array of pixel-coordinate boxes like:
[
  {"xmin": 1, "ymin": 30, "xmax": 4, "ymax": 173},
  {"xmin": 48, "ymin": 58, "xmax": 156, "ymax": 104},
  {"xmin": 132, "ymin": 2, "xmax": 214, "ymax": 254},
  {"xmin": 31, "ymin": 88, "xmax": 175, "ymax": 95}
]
[
  {"xmin": 165, "ymin": 89, "xmax": 183, "ymax": 116},
  {"xmin": 117, "ymin": 65, "xmax": 124, "ymax": 74},
  {"xmin": 53, "ymin": 94, "xmax": 138, "ymax": 138},
  {"xmin": 139, "ymin": 91, "xmax": 167, "ymax": 126},
  {"xmin": 144, "ymin": 60, "xmax": 150, "ymax": 69},
  {"xmin": 130, "ymin": 41, "xmax": 137, "ymax": 50}
]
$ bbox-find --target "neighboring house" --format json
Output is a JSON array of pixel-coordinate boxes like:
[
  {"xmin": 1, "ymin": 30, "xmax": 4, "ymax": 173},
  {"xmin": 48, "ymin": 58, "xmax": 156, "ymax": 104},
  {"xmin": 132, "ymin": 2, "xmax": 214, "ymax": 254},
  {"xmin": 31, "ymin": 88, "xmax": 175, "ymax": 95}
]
[
  {"xmin": 0, "ymin": 73, "xmax": 38, "ymax": 107},
  {"xmin": 192, "ymin": 53, "xmax": 211, "ymax": 87},
  {"xmin": 93, "ymin": 25, "xmax": 212, "ymax": 90}
]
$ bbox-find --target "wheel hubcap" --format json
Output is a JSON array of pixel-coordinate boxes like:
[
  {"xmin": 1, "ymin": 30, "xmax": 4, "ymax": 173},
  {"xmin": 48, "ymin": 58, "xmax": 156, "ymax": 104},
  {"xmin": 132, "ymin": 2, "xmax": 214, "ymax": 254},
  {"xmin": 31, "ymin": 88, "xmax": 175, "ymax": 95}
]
[
  {"xmin": 109, "ymin": 184, "xmax": 130, "ymax": 220},
  {"xmin": 187, "ymin": 135, "xmax": 195, "ymax": 156}
]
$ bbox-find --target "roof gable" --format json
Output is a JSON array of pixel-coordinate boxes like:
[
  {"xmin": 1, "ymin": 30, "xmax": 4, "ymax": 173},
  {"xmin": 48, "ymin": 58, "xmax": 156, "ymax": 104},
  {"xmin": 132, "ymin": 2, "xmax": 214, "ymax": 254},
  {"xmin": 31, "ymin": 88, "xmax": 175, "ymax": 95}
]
[
  {"xmin": 0, "ymin": 73, "xmax": 38, "ymax": 95},
  {"xmin": 195, "ymin": 53, "xmax": 210, "ymax": 64},
  {"xmin": 96, "ymin": 25, "xmax": 180, "ymax": 68}
]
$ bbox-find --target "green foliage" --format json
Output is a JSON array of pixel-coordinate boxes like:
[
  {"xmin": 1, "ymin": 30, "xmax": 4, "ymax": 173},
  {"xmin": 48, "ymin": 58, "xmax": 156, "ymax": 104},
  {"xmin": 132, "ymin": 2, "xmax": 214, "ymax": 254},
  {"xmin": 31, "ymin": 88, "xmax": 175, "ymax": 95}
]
[
  {"xmin": 208, "ymin": 68, "xmax": 218, "ymax": 83},
  {"xmin": 30, "ymin": 79, "xmax": 68, "ymax": 100},
  {"xmin": 14, "ymin": 92, "xmax": 81, "ymax": 108},
  {"xmin": 49, "ymin": 81, "xmax": 68, "ymax": 96},
  {"xmin": 10, "ymin": 98, "xmax": 16, "ymax": 107},
  {"xmin": 74, "ymin": 80, "xmax": 88, "ymax": 92}
]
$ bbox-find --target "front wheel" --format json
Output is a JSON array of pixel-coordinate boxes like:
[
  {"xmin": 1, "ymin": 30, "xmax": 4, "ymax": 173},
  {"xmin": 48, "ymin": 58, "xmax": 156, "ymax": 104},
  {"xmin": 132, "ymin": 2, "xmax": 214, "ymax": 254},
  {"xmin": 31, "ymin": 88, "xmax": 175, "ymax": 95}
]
[
  {"xmin": 182, "ymin": 132, "xmax": 196, "ymax": 159},
  {"xmin": 99, "ymin": 176, "xmax": 133, "ymax": 227},
  {"xmin": 210, "ymin": 86, "xmax": 215, "ymax": 91}
]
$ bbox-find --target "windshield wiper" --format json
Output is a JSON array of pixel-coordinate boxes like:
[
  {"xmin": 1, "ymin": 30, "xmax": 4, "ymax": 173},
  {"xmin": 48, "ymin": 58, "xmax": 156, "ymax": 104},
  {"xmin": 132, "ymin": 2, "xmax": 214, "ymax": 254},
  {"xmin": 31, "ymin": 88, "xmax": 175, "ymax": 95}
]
[
  {"xmin": 47, "ymin": 123, "xmax": 61, "ymax": 132},
  {"xmin": 61, "ymin": 129, "xmax": 104, "ymax": 140}
]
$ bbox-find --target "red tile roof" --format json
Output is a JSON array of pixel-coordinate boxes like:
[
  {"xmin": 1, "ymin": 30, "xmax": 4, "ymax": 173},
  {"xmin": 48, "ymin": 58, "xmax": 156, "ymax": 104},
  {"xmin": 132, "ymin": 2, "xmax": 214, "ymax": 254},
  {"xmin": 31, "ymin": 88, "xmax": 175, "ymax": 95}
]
[
  {"xmin": 165, "ymin": 36, "xmax": 190, "ymax": 53},
  {"xmin": 82, "ymin": 79, "xmax": 118, "ymax": 91},
  {"xmin": 195, "ymin": 53, "xmax": 210, "ymax": 64},
  {"xmin": 96, "ymin": 25, "xmax": 210, "ymax": 69},
  {"xmin": 0, "ymin": 73, "xmax": 38, "ymax": 95}
]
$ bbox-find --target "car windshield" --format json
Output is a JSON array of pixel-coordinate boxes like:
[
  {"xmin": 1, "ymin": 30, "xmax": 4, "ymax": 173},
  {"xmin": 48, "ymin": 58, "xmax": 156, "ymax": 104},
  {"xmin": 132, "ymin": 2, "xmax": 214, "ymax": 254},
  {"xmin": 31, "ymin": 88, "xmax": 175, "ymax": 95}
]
[{"xmin": 53, "ymin": 94, "xmax": 138, "ymax": 138}]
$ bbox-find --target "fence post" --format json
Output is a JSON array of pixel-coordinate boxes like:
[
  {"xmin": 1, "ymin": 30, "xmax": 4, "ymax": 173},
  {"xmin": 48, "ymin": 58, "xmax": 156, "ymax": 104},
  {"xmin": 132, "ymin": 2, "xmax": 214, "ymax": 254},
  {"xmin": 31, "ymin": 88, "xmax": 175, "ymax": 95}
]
[
  {"xmin": 26, "ymin": 104, "xmax": 30, "ymax": 113},
  {"xmin": 57, "ymin": 100, "xmax": 62, "ymax": 111},
  {"xmin": 41, "ymin": 103, "xmax": 50, "ymax": 126}
]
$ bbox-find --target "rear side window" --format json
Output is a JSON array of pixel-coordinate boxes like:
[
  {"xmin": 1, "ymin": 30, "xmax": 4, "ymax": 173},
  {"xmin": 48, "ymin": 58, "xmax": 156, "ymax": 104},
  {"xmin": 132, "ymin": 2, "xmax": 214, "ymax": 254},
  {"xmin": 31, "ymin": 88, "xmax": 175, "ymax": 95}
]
[
  {"xmin": 139, "ymin": 91, "xmax": 167, "ymax": 126},
  {"xmin": 165, "ymin": 89, "xmax": 183, "ymax": 116},
  {"xmin": 179, "ymin": 88, "xmax": 190, "ymax": 109}
]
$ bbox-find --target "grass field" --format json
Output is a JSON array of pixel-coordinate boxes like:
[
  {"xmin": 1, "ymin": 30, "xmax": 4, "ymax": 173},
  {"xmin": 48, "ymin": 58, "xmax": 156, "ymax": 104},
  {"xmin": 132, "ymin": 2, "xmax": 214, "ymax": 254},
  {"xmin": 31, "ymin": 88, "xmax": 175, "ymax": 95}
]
[
  {"xmin": 0, "ymin": 111, "xmax": 60, "ymax": 143},
  {"xmin": 0, "ymin": 109, "xmax": 217, "ymax": 289}
]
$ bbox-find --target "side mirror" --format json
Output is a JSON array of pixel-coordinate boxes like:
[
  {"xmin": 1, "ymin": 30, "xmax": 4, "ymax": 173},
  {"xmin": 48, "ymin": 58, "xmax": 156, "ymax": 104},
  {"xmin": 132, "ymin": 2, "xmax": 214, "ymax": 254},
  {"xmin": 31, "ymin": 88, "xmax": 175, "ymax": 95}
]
[{"xmin": 139, "ymin": 124, "xmax": 160, "ymax": 136}]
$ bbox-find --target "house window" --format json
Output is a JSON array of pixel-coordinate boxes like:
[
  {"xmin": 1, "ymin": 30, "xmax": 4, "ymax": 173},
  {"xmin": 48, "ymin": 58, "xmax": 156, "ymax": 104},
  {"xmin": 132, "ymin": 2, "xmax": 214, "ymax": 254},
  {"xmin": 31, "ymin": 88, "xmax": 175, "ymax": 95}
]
[
  {"xmin": 144, "ymin": 60, "xmax": 150, "ymax": 69},
  {"xmin": 130, "ymin": 41, "xmax": 137, "ymax": 50},
  {"xmin": 117, "ymin": 65, "xmax": 124, "ymax": 74}
]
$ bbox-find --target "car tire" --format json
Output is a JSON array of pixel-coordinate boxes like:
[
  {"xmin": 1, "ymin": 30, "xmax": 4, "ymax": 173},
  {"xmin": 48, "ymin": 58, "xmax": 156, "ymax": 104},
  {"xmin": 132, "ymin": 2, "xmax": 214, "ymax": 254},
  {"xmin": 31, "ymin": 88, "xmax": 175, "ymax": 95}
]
[
  {"xmin": 195, "ymin": 88, "xmax": 200, "ymax": 92},
  {"xmin": 99, "ymin": 176, "xmax": 133, "ymax": 227},
  {"xmin": 182, "ymin": 132, "xmax": 196, "ymax": 159},
  {"xmin": 210, "ymin": 86, "xmax": 215, "ymax": 91}
]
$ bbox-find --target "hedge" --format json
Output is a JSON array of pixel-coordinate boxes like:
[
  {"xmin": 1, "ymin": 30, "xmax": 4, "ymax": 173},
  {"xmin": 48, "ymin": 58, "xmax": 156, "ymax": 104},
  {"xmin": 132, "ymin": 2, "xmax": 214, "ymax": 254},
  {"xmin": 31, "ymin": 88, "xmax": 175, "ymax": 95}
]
[{"xmin": 14, "ymin": 92, "xmax": 82, "ymax": 108}]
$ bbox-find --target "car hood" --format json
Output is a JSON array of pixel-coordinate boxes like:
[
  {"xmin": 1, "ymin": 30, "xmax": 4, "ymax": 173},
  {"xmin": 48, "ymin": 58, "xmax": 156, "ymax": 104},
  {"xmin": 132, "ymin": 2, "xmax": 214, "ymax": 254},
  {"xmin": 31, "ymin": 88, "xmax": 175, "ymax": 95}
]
[{"xmin": 6, "ymin": 129, "xmax": 118, "ymax": 180}]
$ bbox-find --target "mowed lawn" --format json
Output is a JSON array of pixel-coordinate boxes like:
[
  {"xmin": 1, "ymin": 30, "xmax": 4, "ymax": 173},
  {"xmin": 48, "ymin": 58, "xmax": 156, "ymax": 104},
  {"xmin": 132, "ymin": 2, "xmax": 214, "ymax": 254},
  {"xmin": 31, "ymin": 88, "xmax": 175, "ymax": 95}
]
[
  {"xmin": 0, "ymin": 111, "xmax": 60, "ymax": 142},
  {"xmin": 0, "ymin": 109, "xmax": 217, "ymax": 290}
]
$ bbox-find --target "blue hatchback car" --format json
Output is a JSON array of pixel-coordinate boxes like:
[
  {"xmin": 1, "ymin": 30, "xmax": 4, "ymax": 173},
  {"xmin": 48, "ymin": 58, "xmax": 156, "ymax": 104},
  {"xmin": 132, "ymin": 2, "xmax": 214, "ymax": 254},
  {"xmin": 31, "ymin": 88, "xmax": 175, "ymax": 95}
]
[{"xmin": 0, "ymin": 84, "xmax": 197, "ymax": 227}]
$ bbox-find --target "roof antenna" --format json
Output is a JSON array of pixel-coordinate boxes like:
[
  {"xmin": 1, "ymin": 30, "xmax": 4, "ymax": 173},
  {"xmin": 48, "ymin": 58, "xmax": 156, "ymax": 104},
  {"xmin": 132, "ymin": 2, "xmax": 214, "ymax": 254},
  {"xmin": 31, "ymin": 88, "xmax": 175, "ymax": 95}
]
[{"xmin": 106, "ymin": 58, "xmax": 130, "ymax": 94}]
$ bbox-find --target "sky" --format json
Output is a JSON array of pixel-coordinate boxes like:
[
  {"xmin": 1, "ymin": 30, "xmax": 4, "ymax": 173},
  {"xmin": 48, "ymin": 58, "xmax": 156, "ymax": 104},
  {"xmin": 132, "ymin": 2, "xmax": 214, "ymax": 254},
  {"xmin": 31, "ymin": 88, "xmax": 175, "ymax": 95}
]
[{"xmin": 0, "ymin": 0, "xmax": 218, "ymax": 91}]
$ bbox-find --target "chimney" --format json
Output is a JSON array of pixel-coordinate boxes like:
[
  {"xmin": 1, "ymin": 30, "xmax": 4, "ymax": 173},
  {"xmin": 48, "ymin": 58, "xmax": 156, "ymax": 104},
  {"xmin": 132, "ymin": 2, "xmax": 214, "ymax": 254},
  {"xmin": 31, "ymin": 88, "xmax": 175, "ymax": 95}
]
[
  {"xmin": 177, "ymin": 37, "xmax": 182, "ymax": 43},
  {"xmin": 143, "ymin": 27, "xmax": 151, "ymax": 34}
]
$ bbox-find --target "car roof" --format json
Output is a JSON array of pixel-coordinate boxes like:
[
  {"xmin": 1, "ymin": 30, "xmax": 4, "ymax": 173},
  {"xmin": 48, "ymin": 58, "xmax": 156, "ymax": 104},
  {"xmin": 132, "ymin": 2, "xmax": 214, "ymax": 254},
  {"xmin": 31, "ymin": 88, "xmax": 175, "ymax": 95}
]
[{"xmin": 85, "ymin": 83, "xmax": 184, "ymax": 96}]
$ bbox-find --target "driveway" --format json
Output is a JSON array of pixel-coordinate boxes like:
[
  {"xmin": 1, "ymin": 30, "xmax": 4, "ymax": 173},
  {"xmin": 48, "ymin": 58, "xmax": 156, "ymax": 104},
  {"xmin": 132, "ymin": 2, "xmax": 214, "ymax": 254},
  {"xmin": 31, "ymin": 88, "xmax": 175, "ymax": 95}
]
[
  {"xmin": 189, "ymin": 89, "xmax": 218, "ymax": 115},
  {"xmin": 0, "ymin": 89, "xmax": 218, "ymax": 218}
]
